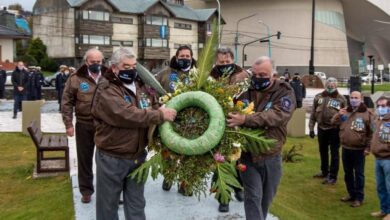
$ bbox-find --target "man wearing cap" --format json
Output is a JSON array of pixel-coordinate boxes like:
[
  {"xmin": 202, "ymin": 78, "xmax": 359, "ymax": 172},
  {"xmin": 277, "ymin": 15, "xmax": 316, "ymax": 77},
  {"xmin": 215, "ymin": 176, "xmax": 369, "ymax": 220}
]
[
  {"xmin": 289, "ymin": 73, "xmax": 306, "ymax": 108},
  {"xmin": 61, "ymin": 48, "xmax": 108, "ymax": 203},
  {"xmin": 56, "ymin": 65, "xmax": 69, "ymax": 111},
  {"xmin": 309, "ymin": 77, "xmax": 347, "ymax": 184}
]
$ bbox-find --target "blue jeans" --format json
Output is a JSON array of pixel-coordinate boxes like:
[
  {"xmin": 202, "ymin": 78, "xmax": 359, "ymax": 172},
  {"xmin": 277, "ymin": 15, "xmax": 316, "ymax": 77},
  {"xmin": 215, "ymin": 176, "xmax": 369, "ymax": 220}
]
[
  {"xmin": 375, "ymin": 159, "xmax": 390, "ymax": 214},
  {"xmin": 342, "ymin": 148, "xmax": 365, "ymax": 201}
]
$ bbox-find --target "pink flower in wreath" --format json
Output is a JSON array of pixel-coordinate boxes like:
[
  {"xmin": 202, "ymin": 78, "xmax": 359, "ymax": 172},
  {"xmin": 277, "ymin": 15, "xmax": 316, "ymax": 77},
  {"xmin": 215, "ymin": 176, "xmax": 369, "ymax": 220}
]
[{"xmin": 213, "ymin": 152, "xmax": 225, "ymax": 163}]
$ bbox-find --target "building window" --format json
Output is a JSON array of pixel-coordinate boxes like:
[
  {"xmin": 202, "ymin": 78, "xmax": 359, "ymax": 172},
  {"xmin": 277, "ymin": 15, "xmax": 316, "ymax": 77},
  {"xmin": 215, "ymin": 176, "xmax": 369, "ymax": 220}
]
[
  {"xmin": 80, "ymin": 35, "xmax": 110, "ymax": 45},
  {"xmin": 174, "ymin": 43, "xmax": 192, "ymax": 49},
  {"xmin": 111, "ymin": 15, "xmax": 133, "ymax": 24},
  {"xmin": 145, "ymin": 15, "xmax": 167, "ymax": 26},
  {"xmin": 174, "ymin": 22, "xmax": 192, "ymax": 30},
  {"xmin": 140, "ymin": 38, "xmax": 168, "ymax": 48},
  {"xmin": 112, "ymin": 40, "xmax": 133, "ymax": 47},
  {"xmin": 82, "ymin": 10, "xmax": 110, "ymax": 21}
]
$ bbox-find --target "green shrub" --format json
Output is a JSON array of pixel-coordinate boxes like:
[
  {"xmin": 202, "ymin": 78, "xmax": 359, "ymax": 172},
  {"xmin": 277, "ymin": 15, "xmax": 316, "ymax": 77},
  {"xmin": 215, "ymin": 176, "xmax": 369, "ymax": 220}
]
[{"xmin": 40, "ymin": 57, "xmax": 58, "ymax": 72}]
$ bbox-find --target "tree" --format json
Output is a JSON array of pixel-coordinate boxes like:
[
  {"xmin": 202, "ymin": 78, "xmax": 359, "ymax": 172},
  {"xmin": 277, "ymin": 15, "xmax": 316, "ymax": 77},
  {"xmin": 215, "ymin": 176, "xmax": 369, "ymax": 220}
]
[
  {"xmin": 8, "ymin": 3, "xmax": 23, "ymax": 11},
  {"xmin": 27, "ymin": 38, "xmax": 47, "ymax": 64}
]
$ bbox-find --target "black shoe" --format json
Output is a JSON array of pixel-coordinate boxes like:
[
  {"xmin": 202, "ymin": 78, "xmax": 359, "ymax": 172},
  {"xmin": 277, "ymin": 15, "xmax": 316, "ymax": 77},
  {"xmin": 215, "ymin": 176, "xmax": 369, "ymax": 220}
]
[
  {"xmin": 322, "ymin": 178, "xmax": 337, "ymax": 185},
  {"xmin": 313, "ymin": 172, "xmax": 327, "ymax": 178},
  {"xmin": 12, "ymin": 114, "xmax": 16, "ymax": 119},
  {"xmin": 162, "ymin": 179, "xmax": 172, "ymax": 191},
  {"xmin": 340, "ymin": 196, "xmax": 354, "ymax": 202},
  {"xmin": 218, "ymin": 203, "xmax": 229, "ymax": 213},
  {"xmin": 234, "ymin": 190, "xmax": 244, "ymax": 202}
]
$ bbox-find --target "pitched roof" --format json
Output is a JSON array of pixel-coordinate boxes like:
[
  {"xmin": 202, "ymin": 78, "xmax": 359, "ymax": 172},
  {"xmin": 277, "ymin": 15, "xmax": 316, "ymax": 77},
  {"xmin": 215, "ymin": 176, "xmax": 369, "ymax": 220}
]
[
  {"xmin": 65, "ymin": 0, "xmax": 221, "ymax": 22},
  {"xmin": 0, "ymin": 25, "xmax": 31, "ymax": 39}
]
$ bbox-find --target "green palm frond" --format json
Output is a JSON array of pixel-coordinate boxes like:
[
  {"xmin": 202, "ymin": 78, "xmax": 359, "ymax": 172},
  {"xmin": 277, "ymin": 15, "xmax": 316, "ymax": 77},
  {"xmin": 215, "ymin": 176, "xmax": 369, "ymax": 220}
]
[
  {"xmin": 196, "ymin": 20, "xmax": 219, "ymax": 90},
  {"xmin": 226, "ymin": 128, "xmax": 277, "ymax": 154},
  {"xmin": 137, "ymin": 63, "xmax": 167, "ymax": 96},
  {"xmin": 129, "ymin": 153, "xmax": 163, "ymax": 183},
  {"xmin": 211, "ymin": 162, "xmax": 242, "ymax": 204}
]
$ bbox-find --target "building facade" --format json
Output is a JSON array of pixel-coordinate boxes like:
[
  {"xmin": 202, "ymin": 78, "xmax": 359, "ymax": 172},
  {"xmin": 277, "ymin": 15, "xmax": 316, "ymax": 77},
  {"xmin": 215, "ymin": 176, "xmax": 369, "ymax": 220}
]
[
  {"xmin": 186, "ymin": 0, "xmax": 390, "ymax": 78},
  {"xmin": 32, "ymin": 0, "xmax": 221, "ymax": 71}
]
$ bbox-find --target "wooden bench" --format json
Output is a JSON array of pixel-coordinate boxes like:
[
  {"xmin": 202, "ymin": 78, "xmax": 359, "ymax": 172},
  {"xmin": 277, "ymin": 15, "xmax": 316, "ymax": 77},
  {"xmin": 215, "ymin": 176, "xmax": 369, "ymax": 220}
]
[{"xmin": 27, "ymin": 121, "xmax": 70, "ymax": 173}]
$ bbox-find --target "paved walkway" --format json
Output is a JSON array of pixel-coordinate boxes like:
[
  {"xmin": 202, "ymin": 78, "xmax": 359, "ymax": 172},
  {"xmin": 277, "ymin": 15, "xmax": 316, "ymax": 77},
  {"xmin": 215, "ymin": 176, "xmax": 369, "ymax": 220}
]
[{"xmin": 0, "ymin": 100, "xmax": 279, "ymax": 220}]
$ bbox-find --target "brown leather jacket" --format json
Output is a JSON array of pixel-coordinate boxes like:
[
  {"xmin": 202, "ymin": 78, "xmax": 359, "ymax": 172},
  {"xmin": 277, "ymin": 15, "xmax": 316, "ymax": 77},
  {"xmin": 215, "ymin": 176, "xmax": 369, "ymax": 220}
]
[
  {"xmin": 240, "ymin": 80, "xmax": 296, "ymax": 160},
  {"xmin": 331, "ymin": 103, "xmax": 375, "ymax": 150},
  {"xmin": 309, "ymin": 90, "xmax": 347, "ymax": 131},
  {"xmin": 61, "ymin": 64, "xmax": 108, "ymax": 128},
  {"xmin": 371, "ymin": 114, "xmax": 390, "ymax": 159},
  {"xmin": 210, "ymin": 64, "xmax": 249, "ymax": 85},
  {"xmin": 91, "ymin": 70, "xmax": 164, "ymax": 159}
]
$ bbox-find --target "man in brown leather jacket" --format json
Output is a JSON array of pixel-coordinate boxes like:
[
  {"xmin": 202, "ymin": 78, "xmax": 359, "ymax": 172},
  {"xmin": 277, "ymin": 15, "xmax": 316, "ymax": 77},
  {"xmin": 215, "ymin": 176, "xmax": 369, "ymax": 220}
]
[
  {"xmin": 370, "ymin": 96, "xmax": 390, "ymax": 220},
  {"xmin": 61, "ymin": 48, "xmax": 107, "ymax": 203},
  {"xmin": 309, "ymin": 77, "xmax": 347, "ymax": 184},
  {"xmin": 210, "ymin": 46, "xmax": 249, "ymax": 212},
  {"xmin": 91, "ymin": 48, "xmax": 176, "ymax": 220},
  {"xmin": 331, "ymin": 91, "xmax": 375, "ymax": 207},
  {"xmin": 227, "ymin": 56, "xmax": 295, "ymax": 220}
]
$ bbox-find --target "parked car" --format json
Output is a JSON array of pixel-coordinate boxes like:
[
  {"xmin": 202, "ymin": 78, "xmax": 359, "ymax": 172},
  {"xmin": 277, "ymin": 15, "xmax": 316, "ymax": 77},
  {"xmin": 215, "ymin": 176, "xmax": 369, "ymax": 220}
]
[
  {"xmin": 314, "ymin": 72, "xmax": 327, "ymax": 81},
  {"xmin": 381, "ymin": 72, "xmax": 389, "ymax": 82},
  {"xmin": 5, "ymin": 71, "xmax": 13, "ymax": 86},
  {"xmin": 44, "ymin": 72, "xmax": 59, "ymax": 87},
  {"xmin": 361, "ymin": 73, "xmax": 378, "ymax": 83}
]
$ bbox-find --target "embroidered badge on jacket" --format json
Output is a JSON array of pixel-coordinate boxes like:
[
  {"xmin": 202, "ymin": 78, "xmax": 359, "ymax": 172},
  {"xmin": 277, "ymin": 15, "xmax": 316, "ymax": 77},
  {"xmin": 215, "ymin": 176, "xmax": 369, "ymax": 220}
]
[{"xmin": 80, "ymin": 82, "xmax": 90, "ymax": 92}]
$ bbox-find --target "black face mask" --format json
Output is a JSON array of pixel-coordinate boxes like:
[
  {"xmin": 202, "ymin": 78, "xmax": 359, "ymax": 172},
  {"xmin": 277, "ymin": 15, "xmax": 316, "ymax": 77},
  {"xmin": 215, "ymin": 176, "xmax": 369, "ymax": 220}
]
[
  {"xmin": 216, "ymin": 64, "xmax": 235, "ymax": 76},
  {"xmin": 88, "ymin": 63, "xmax": 101, "ymax": 74},
  {"xmin": 177, "ymin": 59, "xmax": 192, "ymax": 70},
  {"xmin": 251, "ymin": 76, "xmax": 271, "ymax": 91},
  {"xmin": 118, "ymin": 69, "xmax": 137, "ymax": 84}
]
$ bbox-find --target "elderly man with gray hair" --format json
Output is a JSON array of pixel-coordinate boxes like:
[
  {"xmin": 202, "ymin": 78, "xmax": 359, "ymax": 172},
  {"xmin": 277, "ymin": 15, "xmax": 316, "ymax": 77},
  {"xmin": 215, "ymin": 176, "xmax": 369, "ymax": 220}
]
[
  {"xmin": 62, "ymin": 48, "xmax": 107, "ymax": 203},
  {"xmin": 309, "ymin": 77, "xmax": 347, "ymax": 184},
  {"xmin": 91, "ymin": 48, "xmax": 176, "ymax": 220},
  {"xmin": 227, "ymin": 56, "xmax": 296, "ymax": 220}
]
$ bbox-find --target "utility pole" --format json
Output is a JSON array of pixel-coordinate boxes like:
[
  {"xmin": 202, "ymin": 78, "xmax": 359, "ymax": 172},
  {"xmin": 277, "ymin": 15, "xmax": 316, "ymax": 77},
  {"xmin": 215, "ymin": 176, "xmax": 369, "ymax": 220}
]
[
  {"xmin": 234, "ymin": 13, "xmax": 257, "ymax": 64},
  {"xmin": 309, "ymin": 0, "xmax": 315, "ymax": 75}
]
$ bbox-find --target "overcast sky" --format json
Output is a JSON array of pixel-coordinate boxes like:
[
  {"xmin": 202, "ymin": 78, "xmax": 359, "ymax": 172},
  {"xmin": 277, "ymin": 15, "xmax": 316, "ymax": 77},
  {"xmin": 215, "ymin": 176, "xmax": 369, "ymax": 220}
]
[{"xmin": 1, "ymin": 0, "xmax": 36, "ymax": 11}]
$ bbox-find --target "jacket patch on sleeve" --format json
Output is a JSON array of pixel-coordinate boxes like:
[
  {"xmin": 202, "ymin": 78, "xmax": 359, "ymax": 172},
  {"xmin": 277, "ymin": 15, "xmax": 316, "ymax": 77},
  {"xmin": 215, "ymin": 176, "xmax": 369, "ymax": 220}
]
[
  {"xmin": 80, "ymin": 82, "xmax": 90, "ymax": 92},
  {"xmin": 281, "ymin": 96, "xmax": 292, "ymax": 112}
]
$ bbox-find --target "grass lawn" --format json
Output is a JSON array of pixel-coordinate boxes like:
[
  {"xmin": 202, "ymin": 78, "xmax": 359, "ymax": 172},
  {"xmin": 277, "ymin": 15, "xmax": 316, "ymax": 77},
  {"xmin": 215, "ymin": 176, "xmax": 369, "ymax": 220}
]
[
  {"xmin": 42, "ymin": 71, "xmax": 54, "ymax": 77},
  {"xmin": 361, "ymin": 83, "xmax": 390, "ymax": 92},
  {"xmin": 271, "ymin": 137, "xmax": 380, "ymax": 220},
  {"xmin": 0, "ymin": 133, "xmax": 74, "ymax": 220}
]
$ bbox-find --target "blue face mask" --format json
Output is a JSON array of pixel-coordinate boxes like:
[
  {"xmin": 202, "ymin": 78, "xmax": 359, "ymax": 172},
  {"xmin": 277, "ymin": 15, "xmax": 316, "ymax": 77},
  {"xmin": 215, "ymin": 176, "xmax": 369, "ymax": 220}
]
[
  {"xmin": 177, "ymin": 59, "xmax": 191, "ymax": 70},
  {"xmin": 349, "ymin": 99, "xmax": 361, "ymax": 108},
  {"xmin": 376, "ymin": 106, "xmax": 390, "ymax": 117}
]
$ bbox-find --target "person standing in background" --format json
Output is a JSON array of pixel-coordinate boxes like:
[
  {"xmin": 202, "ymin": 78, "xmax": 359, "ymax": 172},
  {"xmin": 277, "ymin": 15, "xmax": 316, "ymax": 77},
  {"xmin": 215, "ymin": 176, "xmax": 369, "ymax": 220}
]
[
  {"xmin": 11, "ymin": 61, "xmax": 28, "ymax": 119},
  {"xmin": 0, "ymin": 65, "xmax": 6, "ymax": 99}
]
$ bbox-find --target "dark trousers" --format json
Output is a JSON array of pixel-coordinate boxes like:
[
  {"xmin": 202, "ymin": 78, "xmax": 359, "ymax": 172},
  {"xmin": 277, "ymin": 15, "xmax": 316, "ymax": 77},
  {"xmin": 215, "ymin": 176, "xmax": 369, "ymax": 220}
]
[
  {"xmin": 0, "ymin": 88, "xmax": 4, "ymax": 99},
  {"xmin": 342, "ymin": 148, "xmax": 365, "ymax": 201},
  {"xmin": 13, "ymin": 93, "xmax": 25, "ymax": 114},
  {"xmin": 75, "ymin": 122, "xmax": 95, "ymax": 196},
  {"xmin": 317, "ymin": 128, "xmax": 340, "ymax": 180},
  {"xmin": 296, "ymin": 100, "xmax": 303, "ymax": 108},
  {"xmin": 240, "ymin": 155, "xmax": 282, "ymax": 220},
  {"xmin": 96, "ymin": 150, "xmax": 146, "ymax": 220}
]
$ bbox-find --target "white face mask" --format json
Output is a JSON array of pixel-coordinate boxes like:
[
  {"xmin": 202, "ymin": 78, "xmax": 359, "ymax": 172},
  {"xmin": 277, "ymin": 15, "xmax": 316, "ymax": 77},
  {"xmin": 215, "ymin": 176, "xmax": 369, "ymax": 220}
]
[{"xmin": 64, "ymin": 71, "xmax": 70, "ymax": 74}]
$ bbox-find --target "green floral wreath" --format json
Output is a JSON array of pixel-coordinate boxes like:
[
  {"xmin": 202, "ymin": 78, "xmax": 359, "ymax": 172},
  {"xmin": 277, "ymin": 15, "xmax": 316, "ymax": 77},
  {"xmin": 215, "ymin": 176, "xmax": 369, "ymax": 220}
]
[{"xmin": 159, "ymin": 91, "xmax": 225, "ymax": 155}]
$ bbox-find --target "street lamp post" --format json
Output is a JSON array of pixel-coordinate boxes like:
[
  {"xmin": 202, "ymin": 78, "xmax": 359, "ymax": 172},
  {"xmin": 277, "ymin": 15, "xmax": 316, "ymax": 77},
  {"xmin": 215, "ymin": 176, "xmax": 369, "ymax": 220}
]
[
  {"xmin": 309, "ymin": 0, "xmax": 316, "ymax": 75},
  {"xmin": 368, "ymin": 55, "xmax": 375, "ymax": 94},
  {"xmin": 234, "ymin": 13, "xmax": 257, "ymax": 64},
  {"xmin": 216, "ymin": 0, "xmax": 221, "ymax": 47},
  {"xmin": 258, "ymin": 20, "xmax": 271, "ymax": 57}
]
